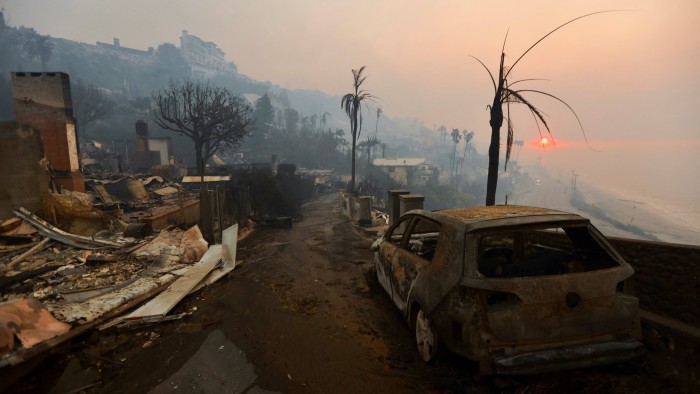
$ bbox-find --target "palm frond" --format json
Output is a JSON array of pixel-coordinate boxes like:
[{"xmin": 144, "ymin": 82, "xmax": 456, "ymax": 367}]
[
  {"xmin": 527, "ymin": 106, "xmax": 546, "ymax": 143},
  {"xmin": 515, "ymin": 89, "xmax": 590, "ymax": 146},
  {"xmin": 506, "ymin": 11, "xmax": 627, "ymax": 81},
  {"xmin": 501, "ymin": 28, "xmax": 510, "ymax": 54},
  {"xmin": 505, "ymin": 100, "xmax": 514, "ymax": 171},
  {"xmin": 469, "ymin": 55, "xmax": 497, "ymax": 93},
  {"xmin": 508, "ymin": 78, "xmax": 549, "ymax": 87},
  {"xmin": 505, "ymin": 89, "xmax": 552, "ymax": 137}
]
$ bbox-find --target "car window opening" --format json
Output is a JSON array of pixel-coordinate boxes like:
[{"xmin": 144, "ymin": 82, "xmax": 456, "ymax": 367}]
[
  {"xmin": 477, "ymin": 226, "xmax": 619, "ymax": 278},
  {"xmin": 403, "ymin": 218, "xmax": 441, "ymax": 262}
]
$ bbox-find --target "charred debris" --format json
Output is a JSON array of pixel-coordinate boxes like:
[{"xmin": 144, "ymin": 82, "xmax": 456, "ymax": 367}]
[{"xmin": 0, "ymin": 72, "xmax": 337, "ymax": 377}]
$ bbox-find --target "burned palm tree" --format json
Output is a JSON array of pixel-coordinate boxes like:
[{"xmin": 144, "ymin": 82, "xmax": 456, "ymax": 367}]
[
  {"xmin": 341, "ymin": 66, "xmax": 376, "ymax": 193},
  {"xmin": 374, "ymin": 107, "xmax": 382, "ymax": 139},
  {"xmin": 473, "ymin": 11, "xmax": 617, "ymax": 206}
]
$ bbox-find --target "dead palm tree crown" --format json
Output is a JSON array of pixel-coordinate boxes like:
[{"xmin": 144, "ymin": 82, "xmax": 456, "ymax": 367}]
[
  {"xmin": 473, "ymin": 11, "xmax": 620, "ymax": 206},
  {"xmin": 341, "ymin": 66, "xmax": 376, "ymax": 193}
]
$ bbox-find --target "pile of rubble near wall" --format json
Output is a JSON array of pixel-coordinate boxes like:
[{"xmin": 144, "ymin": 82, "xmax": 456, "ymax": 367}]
[{"xmin": 0, "ymin": 175, "xmax": 240, "ymax": 372}]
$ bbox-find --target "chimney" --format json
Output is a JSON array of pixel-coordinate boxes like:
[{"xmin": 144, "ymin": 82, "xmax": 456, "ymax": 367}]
[
  {"xmin": 135, "ymin": 120, "xmax": 149, "ymax": 151},
  {"xmin": 11, "ymin": 72, "xmax": 84, "ymax": 191},
  {"xmin": 11, "ymin": 72, "xmax": 73, "ymax": 116}
]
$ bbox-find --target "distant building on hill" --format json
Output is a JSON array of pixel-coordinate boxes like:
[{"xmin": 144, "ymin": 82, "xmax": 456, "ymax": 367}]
[
  {"xmin": 373, "ymin": 158, "xmax": 439, "ymax": 187},
  {"xmin": 179, "ymin": 30, "xmax": 237, "ymax": 77},
  {"xmin": 96, "ymin": 38, "xmax": 154, "ymax": 57}
]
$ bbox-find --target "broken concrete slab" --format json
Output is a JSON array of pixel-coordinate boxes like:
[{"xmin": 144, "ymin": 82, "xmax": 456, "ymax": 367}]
[{"xmin": 48, "ymin": 274, "xmax": 175, "ymax": 324}]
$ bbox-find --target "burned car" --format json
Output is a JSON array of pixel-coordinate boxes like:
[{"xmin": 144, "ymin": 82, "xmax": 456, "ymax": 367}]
[{"xmin": 371, "ymin": 205, "xmax": 642, "ymax": 374}]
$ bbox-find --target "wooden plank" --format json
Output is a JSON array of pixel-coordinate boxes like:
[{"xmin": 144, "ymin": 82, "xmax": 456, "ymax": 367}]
[
  {"xmin": 126, "ymin": 247, "xmax": 221, "ymax": 319},
  {"xmin": 190, "ymin": 264, "xmax": 235, "ymax": 294},
  {"xmin": 7, "ymin": 238, "xmax": 49, "ymax": 270}
]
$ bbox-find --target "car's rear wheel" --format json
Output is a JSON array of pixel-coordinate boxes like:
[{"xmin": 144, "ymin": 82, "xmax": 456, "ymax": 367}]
[{"xmin": 415, "ymin": 308, "xmax": 440, "ymax": 362}]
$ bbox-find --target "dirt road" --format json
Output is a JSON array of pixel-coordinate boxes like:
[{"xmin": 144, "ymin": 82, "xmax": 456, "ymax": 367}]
[{"xmin": 8, "ymin": 193, "xmax": 699, "ymax": 393}]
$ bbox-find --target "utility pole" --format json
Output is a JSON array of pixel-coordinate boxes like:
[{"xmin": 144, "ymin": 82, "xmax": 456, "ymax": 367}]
[{"xmin": 571, "ymin": 170, "xmax": 579, "ymax": 199}]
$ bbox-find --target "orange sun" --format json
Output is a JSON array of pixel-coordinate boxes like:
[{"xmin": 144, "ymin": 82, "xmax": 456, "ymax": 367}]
[{"xmin": 540, "ymin": 137, "xmax": 549, "ymax": 145}]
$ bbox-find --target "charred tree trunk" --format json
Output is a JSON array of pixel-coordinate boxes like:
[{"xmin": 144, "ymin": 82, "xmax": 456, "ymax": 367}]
[
  {"xmin": 485, "ymin": 53, "xmax": 506, "ymax": 206},
  {"xmin": 194, "ymin": 141, "xmax": 205, "ymax": 178},
  {"xmin": 486, "ymin": 103, "xmax": 503, "ymax": 206},
  {"xmin": 350, "ymin": 134, "xmax": 357, "ymax": 194}
]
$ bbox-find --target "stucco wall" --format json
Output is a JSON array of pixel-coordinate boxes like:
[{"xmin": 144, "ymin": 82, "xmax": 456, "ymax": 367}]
[{"xmin": 339, "ymin": 192, "xmax": 371, "ymax": 225}]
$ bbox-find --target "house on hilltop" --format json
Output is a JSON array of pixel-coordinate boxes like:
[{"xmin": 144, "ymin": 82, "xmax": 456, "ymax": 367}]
[
  {"xmin": 180, "ymin": 30, "xmax": 237, "ymax": 78},
  {"xmin": 373, "ymin": 158, "xmax": 439, "ymax": 187},
  {"xmin": 96, "ymin": 38, "xmax": 154, "ymax": 57}
]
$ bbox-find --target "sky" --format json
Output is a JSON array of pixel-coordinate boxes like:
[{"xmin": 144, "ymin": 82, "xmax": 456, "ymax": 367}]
[{"xmin": 2, "ymin": 0, "xmax": 699, "ymax": 211}]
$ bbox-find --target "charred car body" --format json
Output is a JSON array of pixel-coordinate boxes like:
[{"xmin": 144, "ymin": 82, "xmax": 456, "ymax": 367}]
[{"xmin": 372, "ymin": 205, "xmax": 642, "ymax": 374}]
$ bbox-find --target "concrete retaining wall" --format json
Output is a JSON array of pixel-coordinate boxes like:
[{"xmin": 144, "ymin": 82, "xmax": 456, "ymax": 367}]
[
  {"xmin": 609, "ymin": 237, "xmax": 700, "ymax": 328},
  {"xmin": 339, "ymin": 192, "xmax": 371, "ymax": 225}
]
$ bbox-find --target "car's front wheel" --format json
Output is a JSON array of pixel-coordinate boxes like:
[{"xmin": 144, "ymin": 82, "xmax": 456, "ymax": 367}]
[{"xmin": 415, "ymin": 308, "xmax": 440, "ymax": 362}]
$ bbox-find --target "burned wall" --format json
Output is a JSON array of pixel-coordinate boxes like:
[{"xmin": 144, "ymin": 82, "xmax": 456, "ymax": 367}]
[
  {"xmin": 0, "ymin": 122, "xmax": 49, "ymax": 218},
  {"xmin": 11, "ymin": 72, "xmax": 84, "ymax": 192},
  {"xmin": 11, "ymin": 72, "xmax": 73, "ymax": 112}
]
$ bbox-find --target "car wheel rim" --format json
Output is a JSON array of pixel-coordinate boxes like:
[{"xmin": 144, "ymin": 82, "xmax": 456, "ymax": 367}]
[{"xmin": 416, "ymin": 309, "xmax": 437, "ymax": 362}]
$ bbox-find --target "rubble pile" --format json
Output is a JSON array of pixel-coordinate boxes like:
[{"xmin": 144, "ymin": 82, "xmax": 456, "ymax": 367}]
[{"xmin": 0, "ymin": 175, "xmax": 239, "ymax": 369}]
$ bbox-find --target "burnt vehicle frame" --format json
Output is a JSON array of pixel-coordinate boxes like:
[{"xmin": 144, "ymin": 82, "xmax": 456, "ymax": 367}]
[{"xmin": 372, "ymin": 205, "xmax": 642, "ymax": 374}]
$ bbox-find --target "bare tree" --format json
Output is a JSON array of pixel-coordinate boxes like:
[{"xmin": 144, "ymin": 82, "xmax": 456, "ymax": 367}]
[
  {"xmin": 341, "ymin": 66, "xmax": 376, "ymax": 193},
  {"xmin": 472, "ymin": 12, "xmax": 616, "ymax": 205},
  {"xmin": 72, "ymin": 82, "xmax": 113, "ymax": 138},
  {"xmin": 23, "ymin": 31, "xmax": 53, "ymax": 71},
  {"xmin": 153, "ymin": 78, "xmax": 253, "ymax": 175}
]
